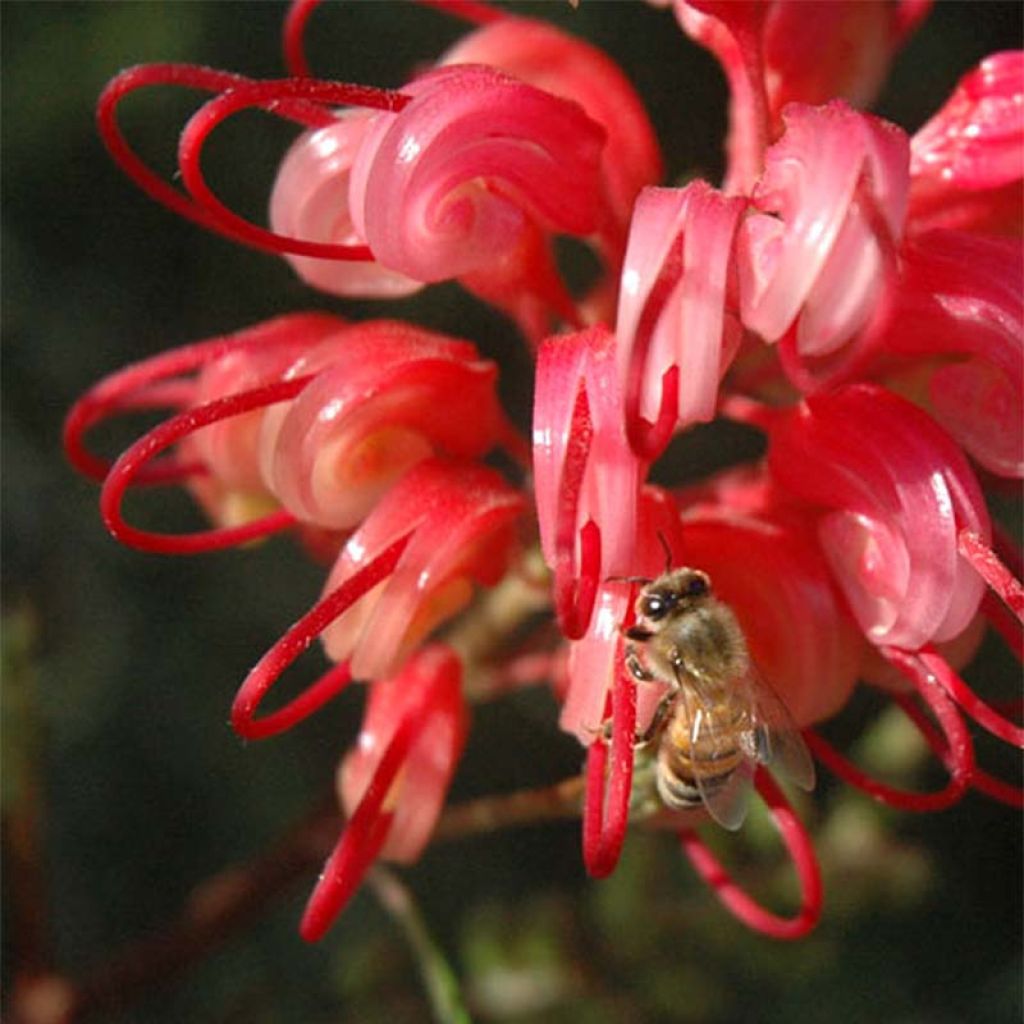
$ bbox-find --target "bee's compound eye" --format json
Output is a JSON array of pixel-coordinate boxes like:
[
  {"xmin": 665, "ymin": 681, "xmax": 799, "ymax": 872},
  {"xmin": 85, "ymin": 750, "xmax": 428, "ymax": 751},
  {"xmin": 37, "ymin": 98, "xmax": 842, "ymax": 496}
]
[
  {"xmin": 684, "ymin": 573, "xmax": 709, "ymax": 598},
  {"xmin": 641, "ymin": 592, "xmax": 670, "ymax": 620}
]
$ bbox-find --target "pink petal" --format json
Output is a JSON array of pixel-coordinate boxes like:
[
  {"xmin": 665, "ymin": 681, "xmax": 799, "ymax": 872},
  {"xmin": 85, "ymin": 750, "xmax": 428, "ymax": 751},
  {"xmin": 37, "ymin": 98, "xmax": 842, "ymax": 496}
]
[
  {"xmin": 909, "ymin": 51, "xmax": 1024, "ymax": 235},
  {"xmin": 767, "ymin": 384, "xmax": 990, "ymax": 650},
  {"xmin": 319, "ymin": 458, "xmax": 524, "ymax": 679},
  {"xmin": 617, "ymin": 183, "xmax": 745, "ymax": 436},
  {"xmin": 738, "ymin": 102, "xmax": 909, "ymax": 351},
  {"xmin": 351, "ymin": 65, "xmax": 604, "ymax": 283},
  {"xmin": 189, "ymin": 322, "xmax": 342, "ymax": 493},
  {"xmin": 339, "ymin": 645, "xmax": 468, "ymax": 863},
  {"xmin": 269, "ymin": 114, "xmax": 424, "ymax": 298},
  {"xmin": 534, "ymin": 326, "xmax": 642, "ymax": 640},
  {"xmin": 259, "ymin": 322, "xmax": 502, "ymax": 529},
  {"xmin": 440, "ymin": 16, "xmax": 662, "ymax": 251},
  {"xmin": 561, "ymin": 583, "xmax": 631, "ymax": 743},
  {"xmin": 882, "ymin": 230, "xmax": 1023, "ymax": 478}
]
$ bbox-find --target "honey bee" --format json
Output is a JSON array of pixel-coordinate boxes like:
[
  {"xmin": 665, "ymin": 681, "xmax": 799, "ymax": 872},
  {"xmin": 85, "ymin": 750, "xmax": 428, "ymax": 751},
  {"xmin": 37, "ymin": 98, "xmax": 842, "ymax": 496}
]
[{"xmin": 623, "ymin": 567, "xmax": 814, "ymax": 830}]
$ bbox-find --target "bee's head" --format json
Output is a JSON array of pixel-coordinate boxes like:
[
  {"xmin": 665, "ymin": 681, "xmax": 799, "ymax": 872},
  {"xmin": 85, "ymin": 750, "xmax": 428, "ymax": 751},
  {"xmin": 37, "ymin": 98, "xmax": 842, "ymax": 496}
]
[{"xmin": 636, "ymin": 569, "xmax": 711, "ymax": 624}]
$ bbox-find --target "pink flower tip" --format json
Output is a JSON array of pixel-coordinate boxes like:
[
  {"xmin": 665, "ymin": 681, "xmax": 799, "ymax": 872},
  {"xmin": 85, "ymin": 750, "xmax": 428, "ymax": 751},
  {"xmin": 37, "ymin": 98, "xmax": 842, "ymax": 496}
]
[
  {"xmin": 909, "ymin": 51, "xmax": 1024, "ymax": 235},
  {"xmin": 318, "ymin": 458, "xmax": 525, "ymax": 680},
  {"xmin": 301, "ymin": 645, "xmax": 468, "ymax": 940},
  {"xmin": 767, "ymin": 384, "xmax": 990, "ymax": 651}
]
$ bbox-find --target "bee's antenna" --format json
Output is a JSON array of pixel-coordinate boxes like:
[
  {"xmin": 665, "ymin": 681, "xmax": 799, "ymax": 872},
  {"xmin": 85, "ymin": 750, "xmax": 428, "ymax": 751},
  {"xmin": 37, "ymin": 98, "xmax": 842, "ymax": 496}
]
[
  {"xmin": 656, "ymin": 531, "xmax": 673, "ymax": 573},
  {"xmin": 606, "ymin": 574, "xmax": 653, "ymax": 585}
]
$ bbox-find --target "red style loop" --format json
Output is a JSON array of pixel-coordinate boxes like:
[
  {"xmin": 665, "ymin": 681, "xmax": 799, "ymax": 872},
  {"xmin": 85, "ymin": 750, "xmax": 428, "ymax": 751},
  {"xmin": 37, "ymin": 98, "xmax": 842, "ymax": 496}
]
[
  {"xmin": 98, "ymin": 62, "xmax": 407, "ymax": 257},
  {"xmin": 99, "ymin": 377, "xmax": 314, "ymax": 554},
  {"xmin": 679, "ymin": 769, "xmax": 822, "ymax": 941},
  {"xmin": 959, "ymin": 529, "xmax": 1024, "ymax": 621},
  {"xmin": 805, "ymin": 647, "xmax": 975, "ymax": 812},
  {"xmin": 97, "ymin": 64, "xmax": 334, "ymax": 240},
  {"xmin": 894, "ymin": 693, "xmax": 1024, "ymax": 810},
  {"xmin": 177, "ymin": 77, "xmax": 409, "ymax": 261},
  {"xmin": 283, "ymin": 0, "xmax": 319, "ymax": 77},
  {"xmin": 63, "ymin": 313, "xmax": 343, "ymax": 483},
  {"xmin": 299, "ymin": 714, "xmax": 412, "ymax": 942},
  {"xmin": 231, "ymin": 533, "xmax": 410, "ymax": 739},
  {"xmin": 582, "ymin": 663, "xmax": 637, "ymax": 879},
  {"xmin": 918, "ymin": 645, "xmax": 1024, "ymax": 748}
]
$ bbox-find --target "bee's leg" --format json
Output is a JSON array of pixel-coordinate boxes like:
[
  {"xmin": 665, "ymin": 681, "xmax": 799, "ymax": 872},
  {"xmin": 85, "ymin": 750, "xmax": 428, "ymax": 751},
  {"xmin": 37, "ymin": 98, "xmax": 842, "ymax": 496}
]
[
  {"xmin": 590, "ymin": 645, "xmax": 657, "ymax": 745},
  {"xmin": 625, "ymin": 643, "xmax": 656, "ymax": 684},
  {"xmin": 623, "ymin": 643, "xmax": 677, "ymax": 746},
  {"xmin": 634, "ymin": 691, "xmax": 674, "ymax": 746}
]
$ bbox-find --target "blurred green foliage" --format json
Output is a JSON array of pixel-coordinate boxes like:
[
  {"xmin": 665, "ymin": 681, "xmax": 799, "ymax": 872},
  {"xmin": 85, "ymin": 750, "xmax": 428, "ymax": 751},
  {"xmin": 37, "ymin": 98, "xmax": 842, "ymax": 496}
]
[{"xmin": 2, "ymin": 2, "xmax": 1021, "ymax": 1022}]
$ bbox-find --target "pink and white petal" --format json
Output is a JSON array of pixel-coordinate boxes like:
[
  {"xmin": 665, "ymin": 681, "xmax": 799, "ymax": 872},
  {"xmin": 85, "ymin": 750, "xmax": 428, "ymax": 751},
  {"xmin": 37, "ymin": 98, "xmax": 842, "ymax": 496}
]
[
  {"xmin": 339, "ymin": 645, "xmax": 468, "ymax": 863},
  {"xmin": 440, "ymin": 17, "xmax": 662, "ymax": 243},
  {"xmin": 270, "ymin": 115, "xmax": 424, "ymax": 298},
  {"xmin": 739, "ymin": 103, "xmax": 908, "ymax": 345},
  {"xmin": 352, "ymin": 65, "xmax": 604, "ymax": 284}
]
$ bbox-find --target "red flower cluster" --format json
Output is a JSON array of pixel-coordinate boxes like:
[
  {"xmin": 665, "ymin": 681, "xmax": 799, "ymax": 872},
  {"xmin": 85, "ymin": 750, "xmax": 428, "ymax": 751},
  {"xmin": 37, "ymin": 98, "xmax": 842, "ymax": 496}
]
[{"xmin": 66, "ymin": 0, "xmax": 1022, "ymax": 943}]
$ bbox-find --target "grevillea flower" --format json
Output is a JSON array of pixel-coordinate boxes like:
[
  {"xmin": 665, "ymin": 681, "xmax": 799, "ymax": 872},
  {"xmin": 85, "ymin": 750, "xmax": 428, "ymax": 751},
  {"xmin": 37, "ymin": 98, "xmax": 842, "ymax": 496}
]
[
  {"xmin": 270, "ymin": 11, "xmax": 661, "ymax": 336},
  {"xmin": 533, "ymin": 324, "xmax": 643, "ymax": 640},
  {"xmin": 908, "ymin": 50, "xmax": 1024, "ymax": 237},
  {"xmin": 767, "ymin": 384, "xmax": 989, "ymax": 651},
  {"xmin": 616, "ymin": 181, "xmax": 746, "ymax": 456},
  {"xmin": 316, "ymin": 457, "xmax": 525, "ymax": 679},
  {"xmin": 665, "ymin": 0, "xmax": 931, "ymax": 194},
  {"xmin": 872, "ymin": 229, "xmax": 1023, "ymax": 478},
  {"xmin": 302, "ymin": 644, "xmax": 468, "ymax": 942},
  {"xmin": 63, "ymin": 0, "xmax": 1022, "ymax": 966},
  {"xmin": 438, "ymin": 14, "xmax": 663, "ymax": 270},
  {"xmin": 737, "ymin": 102, "xmax": 909, "ymax": 356}
]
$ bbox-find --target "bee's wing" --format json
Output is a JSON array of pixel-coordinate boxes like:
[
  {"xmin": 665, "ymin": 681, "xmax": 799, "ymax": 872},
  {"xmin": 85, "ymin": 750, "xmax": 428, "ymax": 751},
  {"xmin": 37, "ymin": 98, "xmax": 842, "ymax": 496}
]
[
  {"xmin": 676, "ymin": 671, "xmax": 754, "ymax": 832},
  {"xmin": 739, "ymin": 664, "xmax": 816, "ymax": 792}
]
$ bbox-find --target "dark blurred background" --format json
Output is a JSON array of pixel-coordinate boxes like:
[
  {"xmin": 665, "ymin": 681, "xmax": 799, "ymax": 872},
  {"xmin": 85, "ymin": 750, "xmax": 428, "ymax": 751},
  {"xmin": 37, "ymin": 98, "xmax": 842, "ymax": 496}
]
[{"xmin": 3, "ymin": 3, "xmax": 1022, "ymax": 1022}]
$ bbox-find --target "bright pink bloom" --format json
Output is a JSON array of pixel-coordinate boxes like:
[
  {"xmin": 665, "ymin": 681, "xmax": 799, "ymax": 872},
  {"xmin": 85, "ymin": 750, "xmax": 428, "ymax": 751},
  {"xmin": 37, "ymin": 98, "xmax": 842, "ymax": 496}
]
[
  {"xmin": 227, "ymin": 460, "xmax": 521, "ymax": 740},
  {"xmin": 668, "ymin": 0, "xmax": 929, "ymax": 193},
  {"xmin": 533, "ymin": 325, "xmax": 643, "ymax": 639},
  {"xmin": 67, "ymin": 315, "xmax": 511, "ymax": 556},
  {"xmin": 302, "ymin": 644, "xmax": 468, "ymax": 941},
  {"xmin": 440, "ymin": 15, "xmax": 662, "ymax": 264},
  {"xmin": 879, "ymin": 230, "xmax": 1023, "ymax": 478},
  {"xmin": 616, "ymin": 182, "xmax": 746, "ymax": 456},
  {"xmin": 767, "ymin": 384, "xmax": 989, "ymax": 650},
  {"xmin": 337, "ymin": 645, "xmax": 468, "ymax": 864},
  {"xmin": 65, "ymin": 313, "xmax": 346, "ymax": 554},
  {"xmin": 256, "ymin": 321, "xmax": 505, "ymax": 529},
  {"xmin": 273, "ymin": 63, "xmax": 606, "ymax": 340},
  {"xmin": 69, "ymin": 1, "xmax": 1023, "ymax": 950},
  {"xmin": 908, "ymin": 50, "xmax": 1024, "ymax": 237},
  {"xmin": 318, "ymin": 458, "xmax": 525, "ymax": 679},
  {"xmin": 737, "ymin": 102, "xmax": 909, "ymax": 357},
  {"xmin": 273, "ymin": 12, "xmax": 661, "ymax": 330}
]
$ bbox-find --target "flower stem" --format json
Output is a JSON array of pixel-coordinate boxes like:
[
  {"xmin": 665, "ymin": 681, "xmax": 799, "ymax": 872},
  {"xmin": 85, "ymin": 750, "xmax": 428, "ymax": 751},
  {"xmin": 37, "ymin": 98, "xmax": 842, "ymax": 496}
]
[{"xmin": 368, "ymin": 867, "xmax": 471, "ymax": 1024}]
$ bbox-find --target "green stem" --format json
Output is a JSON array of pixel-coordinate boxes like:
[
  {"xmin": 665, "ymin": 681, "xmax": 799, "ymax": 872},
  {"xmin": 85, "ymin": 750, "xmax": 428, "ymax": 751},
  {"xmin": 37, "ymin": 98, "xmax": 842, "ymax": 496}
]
[{"xmin": 368, "ymin": 867, "xmax": 471, "ymax": 1024}]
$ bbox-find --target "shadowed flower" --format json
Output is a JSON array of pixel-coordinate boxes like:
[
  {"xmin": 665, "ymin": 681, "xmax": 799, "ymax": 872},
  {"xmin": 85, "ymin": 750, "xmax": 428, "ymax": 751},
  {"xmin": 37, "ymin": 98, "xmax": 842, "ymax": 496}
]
[
  {"xmin": 302, "ymin": 644, "xmax": 468, "ymax": 942},
  {"xmin": 65, "ymin": 0, "xmax": 1021, "ymax": 950}
]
